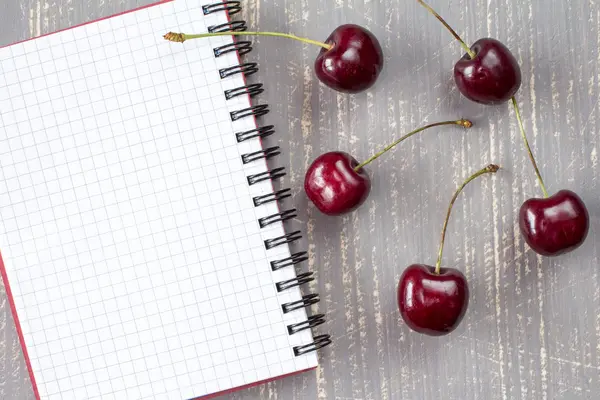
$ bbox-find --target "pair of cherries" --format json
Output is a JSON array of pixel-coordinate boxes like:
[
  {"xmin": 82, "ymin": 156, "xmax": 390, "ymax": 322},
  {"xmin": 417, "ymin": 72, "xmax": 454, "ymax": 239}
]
[{"xmin": 165, "ymin": 3, "xmax": 590, "ymax": 336}]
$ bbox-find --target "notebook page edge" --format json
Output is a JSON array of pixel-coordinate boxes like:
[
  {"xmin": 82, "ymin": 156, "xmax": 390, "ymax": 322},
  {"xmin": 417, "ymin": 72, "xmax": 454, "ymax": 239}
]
[
  {"xmin": 0, "ymin": 250, "xmax": 41, "ymax": 400},
  {"xmin": 0, "ymin": 0, "xmax": 173, "ymax": 50}
]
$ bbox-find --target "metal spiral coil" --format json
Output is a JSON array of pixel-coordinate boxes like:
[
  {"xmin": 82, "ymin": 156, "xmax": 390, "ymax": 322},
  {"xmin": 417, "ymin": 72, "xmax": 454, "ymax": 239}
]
[
  {"xmin": 293, "ymin": 335, "xmax": 332, "ymax": 356},
  {"xmin": 219, "ymin": 63, "xmax": 259, "ymax": 79},
  {"xmin": 230, "ymin": 104, "xmax": 269, "ymax": 121},
  {"xmin": 270, "ymin": 251, "xmax": 308, "ymax": 271},
  {"xmin": 276, "ymin": 272, "xmax": 315, "ymax": 292},
  {"xmin": 207, "ymin": 6, "xmax": 331, "ymax": 357},
  {"xmin": 214, "ymin": 41, "xmax": 252, "ymax": 58},
  {"xmin": 258, "ymin": 209, "xmax": 297, "ymax": 228},
  {"xmin": 247, "ymin": 167, "xmax": 286, "ymax": 185},
  {"xmin": 253, "ymin": 188, "xmax": 292, "ymax": 207},
  {"xmin": 225, "ymin": 84, "xmax": 264, "ymax": 100},
  {"xmin": 264, "ymin": 231, "xmax": 302, "ymax": 250},
  {"xmin": 236, "ymin": 125, "xmax": 275, "ymax": 143},
  {"xmin": 208, "ymin": 20, "xmax": 247, "ymax": 33},
  {"xmin": 241, "ymin": 146, "xmax": 281, "ymax": 164},
  {"xmin": 202, "ymin": 1, "xmax": 241, "ymax": 15},
  {"xmin": 281, "ymin": 294, "xmax": 320, "ymax": 314},
  {"xmin": 287, "ymin": 314, "xmax": 326, "ymax": 335}
]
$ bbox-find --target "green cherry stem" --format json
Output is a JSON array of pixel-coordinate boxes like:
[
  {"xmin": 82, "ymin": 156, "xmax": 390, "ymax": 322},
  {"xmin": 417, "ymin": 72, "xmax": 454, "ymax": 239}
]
[
  {"xmin": 511, "ymin": 97, "xmax": 549, "ymax": 198},
  {"xmin": 164, "ymin": 31, "xmax": 332, "ymax": 50},
  {"xmin": 353, "ymin": 119, "xmax": 473, "ymax": 172},
  {"xmin": 434, "ymin": 164, "xmax": 499, "ymax": 275},
  {"xmin": 417, "ymin": 0, "xmax": 476, "ymax": 59}
]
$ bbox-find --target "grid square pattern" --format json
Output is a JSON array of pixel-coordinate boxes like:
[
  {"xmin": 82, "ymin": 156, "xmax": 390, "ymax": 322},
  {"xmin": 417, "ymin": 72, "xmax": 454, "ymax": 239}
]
[{"xmin": 0, "ymin": 1, "xmax": 318, "ymax": 399}]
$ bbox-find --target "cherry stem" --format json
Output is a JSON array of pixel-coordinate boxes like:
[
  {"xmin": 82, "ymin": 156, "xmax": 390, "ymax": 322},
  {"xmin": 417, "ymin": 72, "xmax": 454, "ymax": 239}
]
[
  {"xmin": 353, "ymin": 119, "xmax": 472, "ymax": 172},
  {"xmin": 417, "ymin": 0, "xmax": 476, "ymax": 59},
  {"xmin": 434, "ymin": 164, "xmax": 499, "ymax": 275},
  {"xmin": 163, "ymin": 31, "xmax": 332, "ymax": 50},
  {"xmin": 511, "ymin": 97, "xmax": 549, "ymax": 198}
]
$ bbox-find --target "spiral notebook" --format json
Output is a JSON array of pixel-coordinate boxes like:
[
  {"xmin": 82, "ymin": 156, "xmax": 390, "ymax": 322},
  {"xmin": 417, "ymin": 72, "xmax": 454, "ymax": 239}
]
[{"xmin": 0, "ymin": 1, "xmax": 330, "ymax": 399}]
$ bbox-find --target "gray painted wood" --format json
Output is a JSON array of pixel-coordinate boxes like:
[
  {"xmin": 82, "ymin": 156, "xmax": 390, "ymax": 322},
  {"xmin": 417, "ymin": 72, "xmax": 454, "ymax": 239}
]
[{"xmin": 1, "ymin": 0, "xmax": 600, "ymax": 399}]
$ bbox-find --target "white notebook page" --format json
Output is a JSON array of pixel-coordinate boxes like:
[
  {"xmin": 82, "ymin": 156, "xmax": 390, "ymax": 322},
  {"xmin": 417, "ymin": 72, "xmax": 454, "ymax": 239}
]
[{"xmin": 0, "ymin": 1, "xmax": 318, "ymax": 399}]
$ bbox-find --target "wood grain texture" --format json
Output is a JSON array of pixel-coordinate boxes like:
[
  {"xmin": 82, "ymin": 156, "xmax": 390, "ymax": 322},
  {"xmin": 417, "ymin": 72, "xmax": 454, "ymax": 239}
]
[{"xmin": 1, "ymin": 0, "xmax": 600, "ymax": 399}]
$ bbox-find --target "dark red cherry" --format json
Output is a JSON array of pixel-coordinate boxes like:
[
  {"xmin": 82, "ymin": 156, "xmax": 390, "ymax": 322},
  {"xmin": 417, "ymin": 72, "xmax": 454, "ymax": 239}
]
[
  {"xmin": 396, "ymin": 164, "xmax": 497, "ymax": 336},
  {"xmin": 314, "ymin": 24, "xmax": 384, "ymax": 93},
  {"xmin": 303, "ymin": 120, "xmax": 472, "ymax": 216},
  {"xmin": 397, "ymin": 264, "xmax": 469, "ymax": 336},
  {"xmin": 304, "ymin": 151, "xmax": 371, "ymax": 216},
  {"xmin": 164, "ymin": 25, "xmax": 382, "ymax": 94},
  {"xmin": 454, "ymin": 38, "xmax": 522, "ymax": 105},
  {"xmin": 415, "ymin": 2, "xmax": 521, "ymax": 104},
  {"xmin": 519, "ymin": 190, "xmax": 589, "ymax": 256}
]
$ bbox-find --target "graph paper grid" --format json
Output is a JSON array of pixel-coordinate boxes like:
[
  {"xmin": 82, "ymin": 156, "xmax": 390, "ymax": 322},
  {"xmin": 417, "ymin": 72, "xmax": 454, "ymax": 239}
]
[{"xmin": 0, "ymin": 1, "xmax": 318, "ymax": 399}]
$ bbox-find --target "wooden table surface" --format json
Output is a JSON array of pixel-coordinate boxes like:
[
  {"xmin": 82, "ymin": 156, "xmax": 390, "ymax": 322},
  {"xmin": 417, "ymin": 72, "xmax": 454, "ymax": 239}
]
[{"xmin": 2, "ymin": 1, "xmax": 600, "ymax": 399}]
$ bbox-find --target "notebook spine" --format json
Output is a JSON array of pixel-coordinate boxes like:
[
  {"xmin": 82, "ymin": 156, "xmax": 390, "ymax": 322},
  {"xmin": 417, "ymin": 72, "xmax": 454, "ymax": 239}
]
[{"xmin": 204, "ymin": 2, "xmax": 331, "ymax": 357}]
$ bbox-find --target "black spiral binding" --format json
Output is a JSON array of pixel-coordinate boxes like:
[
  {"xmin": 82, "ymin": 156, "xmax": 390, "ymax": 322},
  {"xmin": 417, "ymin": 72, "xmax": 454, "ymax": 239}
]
[
  {"xmin": 225, "ymin": 84, "xmax": 264, "ymax": 100},
  {"xmin": 219, "ymin": 63, "xmax": 259, "ymax": 79},
  {"xmin": 214, "ymin": 41, "xmax": 252, "ymax": 57},
  {"xmin": 258, "ymin": 209, "xmax": 297, "ymax": 228},
  {"xmin": 242, "ymin": 146, "xmax": 281, "ymax": 164},
  {"xmin": 253, "ymin": 188, "xmax": 292, "ymax": 207},
  {"xmin": 236, "ymin": 125, "xmax": 275, "ymax": 143},
  {"xmin": 206, "ymin": 2, "xmax": 330, "ymax": 357},
  {"xmin": 230, "ymin": 104, "xmax": 269, "ymax": 121},
  {"xmin": 202, "ymin": 1, "xmax": 241, "ymax": 16},
  {"xmin": 282, "ymin": 294, "xmax": 320, "ymax": 313},
  {"xmin": 271, "ymin": 251, "xmax": 308, "ymax": 271},
  {"xmin": 247, "ymin": 167, "xmax": 286, "ymax": 185},
  {"xmin": 208, "ymin": 20, "xmax": 247, "ymax": 33},
  {"xmin": 288, "ymin": 314, "xmax": 326, "ymax": 335},
  {"xmin": 294, "ymin": 335, "xmax": 332, "ymax": 357},
  {"xmin": 276, "ymin": 272, "xmax": 315, "ymax": 292},
  {"xmin": 264, "ymin": 231, "xmax": 303, "ymax": 250}
]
